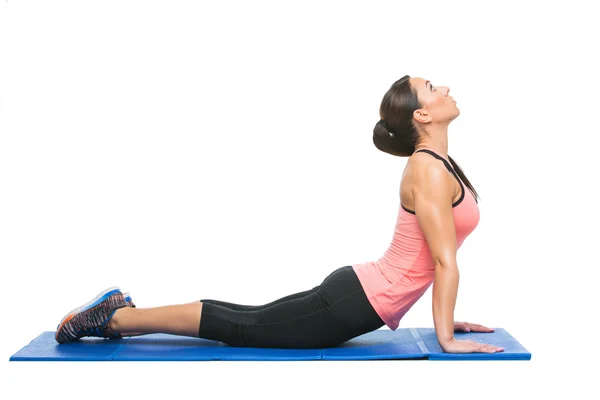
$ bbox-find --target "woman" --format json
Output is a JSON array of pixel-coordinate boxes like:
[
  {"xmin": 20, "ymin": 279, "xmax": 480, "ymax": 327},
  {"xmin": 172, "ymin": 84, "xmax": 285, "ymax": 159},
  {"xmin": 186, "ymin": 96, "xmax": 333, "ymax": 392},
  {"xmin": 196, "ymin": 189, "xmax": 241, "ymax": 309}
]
[{"xmin": 55, "ymin": 75, "xmax": 504, "ymax": 354}]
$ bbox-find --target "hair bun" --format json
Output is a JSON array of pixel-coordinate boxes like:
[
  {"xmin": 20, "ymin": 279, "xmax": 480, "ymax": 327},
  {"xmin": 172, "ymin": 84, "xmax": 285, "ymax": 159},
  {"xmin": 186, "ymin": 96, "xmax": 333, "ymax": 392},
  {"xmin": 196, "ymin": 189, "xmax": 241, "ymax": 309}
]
[{"xmin": 380, "ymin": 119, "xmax": 394, "ymax": 137}]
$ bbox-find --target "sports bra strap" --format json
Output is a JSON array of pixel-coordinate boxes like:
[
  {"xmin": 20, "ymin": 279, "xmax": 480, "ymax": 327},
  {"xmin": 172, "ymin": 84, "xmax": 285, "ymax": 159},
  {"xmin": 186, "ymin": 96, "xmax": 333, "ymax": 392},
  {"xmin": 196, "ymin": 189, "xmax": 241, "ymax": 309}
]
[{"xmin": 414, "ymin": 149, "xmax": 454, "ymax": 174}]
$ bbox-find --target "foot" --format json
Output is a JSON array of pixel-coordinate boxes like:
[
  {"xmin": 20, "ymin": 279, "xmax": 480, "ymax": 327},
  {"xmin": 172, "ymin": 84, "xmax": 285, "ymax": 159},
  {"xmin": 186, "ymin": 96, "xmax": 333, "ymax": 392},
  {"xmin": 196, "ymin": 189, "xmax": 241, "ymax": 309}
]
[
  {"xmin": 57, "ymin": 292, "xmax": 135, "ymax": 338},
  {"xmin": 55, "ymin": 286, "xmax": 129, "ymax": 344}
]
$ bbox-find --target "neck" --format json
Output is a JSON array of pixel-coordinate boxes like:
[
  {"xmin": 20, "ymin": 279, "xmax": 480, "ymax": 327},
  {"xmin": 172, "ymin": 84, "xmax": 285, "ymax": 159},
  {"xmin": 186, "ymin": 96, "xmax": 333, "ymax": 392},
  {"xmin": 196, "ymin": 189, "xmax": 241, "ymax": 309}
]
[{"xmin": 414, "ymin": 126, "xmax": 449, "ymax": 160}]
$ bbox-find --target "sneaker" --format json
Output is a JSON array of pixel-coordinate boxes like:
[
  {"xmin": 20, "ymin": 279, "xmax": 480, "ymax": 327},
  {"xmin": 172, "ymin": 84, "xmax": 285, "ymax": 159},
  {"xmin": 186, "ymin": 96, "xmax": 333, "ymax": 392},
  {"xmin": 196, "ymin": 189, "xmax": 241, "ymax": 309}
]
[
  {"xmin": 56, "ymin": 292, "xmax": 135, "ymax": 330},
  {"xmin": 55, "ymin": 286, "xmax": 128, "ymax": 344},
  {"xmin": 123, "ymin": 292, "xmax": 136, "ymax": 308},
  {"xmin": 55, "ymin": 291, "xmax": 136, "ymax": 336}
]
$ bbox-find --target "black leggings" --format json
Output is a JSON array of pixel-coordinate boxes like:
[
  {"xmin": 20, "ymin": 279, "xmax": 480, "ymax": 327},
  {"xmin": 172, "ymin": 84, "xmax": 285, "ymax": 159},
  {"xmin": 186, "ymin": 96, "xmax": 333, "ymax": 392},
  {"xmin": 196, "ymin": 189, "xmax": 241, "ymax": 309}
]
[{"xmin": 197, "ymin": 265, "xmax": 385, "ymax": 349}]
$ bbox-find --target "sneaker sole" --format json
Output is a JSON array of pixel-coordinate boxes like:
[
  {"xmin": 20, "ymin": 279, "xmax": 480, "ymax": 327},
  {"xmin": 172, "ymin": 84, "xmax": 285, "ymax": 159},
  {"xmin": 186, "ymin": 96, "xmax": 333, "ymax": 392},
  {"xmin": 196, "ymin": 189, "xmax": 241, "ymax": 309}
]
[{"xmin": 55, "ymin": 286, "xmax": 122, "ymax": 342}]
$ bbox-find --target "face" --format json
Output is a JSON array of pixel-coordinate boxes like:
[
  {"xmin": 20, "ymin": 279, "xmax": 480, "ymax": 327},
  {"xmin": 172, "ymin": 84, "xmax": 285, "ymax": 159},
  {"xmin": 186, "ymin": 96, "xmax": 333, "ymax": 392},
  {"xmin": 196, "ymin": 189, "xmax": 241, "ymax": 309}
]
[{"xmin": 409, "ymin": 77, "xmax": 459, "ymax": 125}]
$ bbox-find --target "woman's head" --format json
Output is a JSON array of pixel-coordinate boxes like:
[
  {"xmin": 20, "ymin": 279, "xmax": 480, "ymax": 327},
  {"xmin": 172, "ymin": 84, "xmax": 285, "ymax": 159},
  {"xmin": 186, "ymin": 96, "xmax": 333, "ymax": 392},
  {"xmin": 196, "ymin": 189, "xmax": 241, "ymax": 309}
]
[
  {"xmin": 374, "ymin": 75, "xmax": 458, "ymax": 157},
  {"xmin": 373, "ymin": 75, "xmax": 479, "ymax": 201}
]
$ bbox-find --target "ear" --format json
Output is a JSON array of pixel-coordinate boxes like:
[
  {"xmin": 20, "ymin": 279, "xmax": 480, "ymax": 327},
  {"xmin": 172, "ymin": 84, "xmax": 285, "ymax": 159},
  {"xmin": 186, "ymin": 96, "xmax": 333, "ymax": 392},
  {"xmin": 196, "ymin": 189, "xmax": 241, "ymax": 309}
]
[{"xmin": 413, "ymin": 108, "xmax": 431, "ymax": 124}]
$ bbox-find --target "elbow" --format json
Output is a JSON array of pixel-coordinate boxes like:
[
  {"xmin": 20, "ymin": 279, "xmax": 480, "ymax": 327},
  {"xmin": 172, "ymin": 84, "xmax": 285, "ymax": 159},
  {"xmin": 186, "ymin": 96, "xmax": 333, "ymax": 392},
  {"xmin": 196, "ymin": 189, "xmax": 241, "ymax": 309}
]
[{"xmin": 433, "ymin": 255, "xmax": 458, "ymax": 270}]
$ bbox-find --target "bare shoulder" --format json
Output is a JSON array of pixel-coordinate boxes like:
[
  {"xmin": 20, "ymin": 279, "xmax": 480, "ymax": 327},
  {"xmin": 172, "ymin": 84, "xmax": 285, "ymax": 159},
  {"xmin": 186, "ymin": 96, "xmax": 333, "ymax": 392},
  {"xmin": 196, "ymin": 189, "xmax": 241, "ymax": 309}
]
[
  {"xmin": 400, "ymin": 152, "xmax": 456, "ymax": 210},
  {"xmin": 403, "ymin": 152, "xmax": 449, "ymax": 183}
]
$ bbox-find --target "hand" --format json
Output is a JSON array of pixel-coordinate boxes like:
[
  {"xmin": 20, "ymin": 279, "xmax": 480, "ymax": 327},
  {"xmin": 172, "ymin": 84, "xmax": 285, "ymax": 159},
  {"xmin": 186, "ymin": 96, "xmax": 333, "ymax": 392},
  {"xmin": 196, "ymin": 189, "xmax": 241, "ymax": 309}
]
[
  {"xmin": 441, "ymin": 337, "xmax": 505, "ymax": 354},
  {"xmin": 454, "ymin": 321, "xmax": 495, "ymax": 333}
]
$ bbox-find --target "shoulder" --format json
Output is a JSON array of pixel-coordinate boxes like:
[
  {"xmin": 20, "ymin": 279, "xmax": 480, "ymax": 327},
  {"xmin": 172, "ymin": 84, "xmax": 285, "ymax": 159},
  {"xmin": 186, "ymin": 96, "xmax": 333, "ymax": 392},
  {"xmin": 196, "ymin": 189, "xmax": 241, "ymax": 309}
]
[
  {"xmin": 405, "ymin": 152, "xmax": 451, "ymax": 183},
  {"xmin": 401, "ymin": 152, "xmax": 456, "ymax": 203}
]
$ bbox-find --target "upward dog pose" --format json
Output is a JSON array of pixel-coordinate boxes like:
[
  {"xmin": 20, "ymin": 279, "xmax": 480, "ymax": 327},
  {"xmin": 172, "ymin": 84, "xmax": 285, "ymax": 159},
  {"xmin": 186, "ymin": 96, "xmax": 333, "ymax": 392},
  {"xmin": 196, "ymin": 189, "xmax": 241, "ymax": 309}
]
[{"xmin": 55, "ymin": 75, "xmax": 504, "ymax": 354}]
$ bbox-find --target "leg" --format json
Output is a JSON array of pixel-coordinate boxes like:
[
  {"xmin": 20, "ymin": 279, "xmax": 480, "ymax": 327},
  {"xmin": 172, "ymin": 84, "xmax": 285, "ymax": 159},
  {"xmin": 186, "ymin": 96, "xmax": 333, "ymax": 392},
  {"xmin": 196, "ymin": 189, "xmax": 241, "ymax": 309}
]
[
  {"xmin": 109, "ymin": 288, "xmax": 320, "ymax": 339},
  {"xmin": 198, "ymin": 266, "xmax": 385, "ymax": 348},
  {"xmin": 108, "ymin": 302, "xmax": 203, "ymax": 338},
  {"xmin": 108, "ymin": 265, "xmax": 384, "ymax": 346},
  {"xmin": 112, "ymin": 287, "xmax": 319, "ymax": 338}
]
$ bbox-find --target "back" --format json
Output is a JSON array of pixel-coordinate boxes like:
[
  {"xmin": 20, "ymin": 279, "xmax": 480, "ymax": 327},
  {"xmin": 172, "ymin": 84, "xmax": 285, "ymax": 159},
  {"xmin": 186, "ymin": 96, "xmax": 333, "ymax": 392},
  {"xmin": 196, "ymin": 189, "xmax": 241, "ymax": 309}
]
[{"xmin": 351, "ymin": 148, "xmax": 480, "ymax": 330}]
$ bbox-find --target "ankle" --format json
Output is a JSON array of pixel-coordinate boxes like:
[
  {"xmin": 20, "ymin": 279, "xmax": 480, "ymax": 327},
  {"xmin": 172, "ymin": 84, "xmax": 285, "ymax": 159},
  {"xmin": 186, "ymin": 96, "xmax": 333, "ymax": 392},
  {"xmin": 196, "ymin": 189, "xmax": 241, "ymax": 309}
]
[{"xmin": 108, "ymin": 306, "xmax": 130, "ymax": 333}]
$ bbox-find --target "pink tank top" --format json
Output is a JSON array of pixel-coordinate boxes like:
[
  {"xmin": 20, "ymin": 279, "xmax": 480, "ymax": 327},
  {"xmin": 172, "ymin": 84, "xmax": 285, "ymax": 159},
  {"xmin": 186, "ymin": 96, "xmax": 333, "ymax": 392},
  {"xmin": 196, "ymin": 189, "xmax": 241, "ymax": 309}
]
[{"xmin": 352, "ymin": 148, "xmax": 480, "ymax": 330}]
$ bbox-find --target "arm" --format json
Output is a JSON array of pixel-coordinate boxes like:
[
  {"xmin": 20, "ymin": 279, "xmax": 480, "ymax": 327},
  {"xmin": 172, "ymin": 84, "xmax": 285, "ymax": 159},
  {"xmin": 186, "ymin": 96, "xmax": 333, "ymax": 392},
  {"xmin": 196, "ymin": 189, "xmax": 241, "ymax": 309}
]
[{"xmin": 412, "ymin": 161, "xmax": 459, "ymax": 350}]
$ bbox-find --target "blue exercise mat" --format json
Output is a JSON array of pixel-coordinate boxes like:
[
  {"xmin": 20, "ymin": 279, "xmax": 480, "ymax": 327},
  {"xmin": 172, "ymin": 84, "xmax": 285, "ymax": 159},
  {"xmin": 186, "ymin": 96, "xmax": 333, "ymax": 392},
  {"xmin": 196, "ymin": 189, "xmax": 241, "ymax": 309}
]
[{"xmin": 10, "ymin": 328, "xmax": 531, "ymax": 361}]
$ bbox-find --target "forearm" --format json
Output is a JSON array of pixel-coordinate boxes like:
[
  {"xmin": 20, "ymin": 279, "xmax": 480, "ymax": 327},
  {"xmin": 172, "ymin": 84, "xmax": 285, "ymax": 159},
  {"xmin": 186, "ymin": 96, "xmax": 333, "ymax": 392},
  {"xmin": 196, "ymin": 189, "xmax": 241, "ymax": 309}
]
[{"xmin": 432, "ymin": 262, "xmax": 459, "ymax": 348}]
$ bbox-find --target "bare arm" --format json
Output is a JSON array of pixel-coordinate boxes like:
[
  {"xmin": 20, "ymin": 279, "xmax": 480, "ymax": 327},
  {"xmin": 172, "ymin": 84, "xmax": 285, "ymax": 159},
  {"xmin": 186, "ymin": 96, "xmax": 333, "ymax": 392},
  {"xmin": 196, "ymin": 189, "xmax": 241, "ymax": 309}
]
[{"xmin": 412, "ymin": 161, "xmax": 459, "ymax": 350}]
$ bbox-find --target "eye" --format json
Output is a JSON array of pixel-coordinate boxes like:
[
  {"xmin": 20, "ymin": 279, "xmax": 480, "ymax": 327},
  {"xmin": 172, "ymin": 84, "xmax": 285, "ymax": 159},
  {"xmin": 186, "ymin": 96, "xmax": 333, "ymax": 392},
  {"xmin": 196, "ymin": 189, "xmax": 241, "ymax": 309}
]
[{"xmin": 430, "ymin": 83, "xmax": 437, "ymax": 91}]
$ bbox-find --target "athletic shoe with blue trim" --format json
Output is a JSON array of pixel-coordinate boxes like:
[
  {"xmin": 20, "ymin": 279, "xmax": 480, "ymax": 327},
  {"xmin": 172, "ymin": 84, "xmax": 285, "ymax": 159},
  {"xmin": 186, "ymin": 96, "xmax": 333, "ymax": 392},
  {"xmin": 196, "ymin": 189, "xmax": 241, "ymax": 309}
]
[
  {"xmin": 55, "ymin": 286, "xmax": 128, "ymax": 344},
  {"xmin": 57, "ymin": 291, "xmax": 136, "ymax": 332}
]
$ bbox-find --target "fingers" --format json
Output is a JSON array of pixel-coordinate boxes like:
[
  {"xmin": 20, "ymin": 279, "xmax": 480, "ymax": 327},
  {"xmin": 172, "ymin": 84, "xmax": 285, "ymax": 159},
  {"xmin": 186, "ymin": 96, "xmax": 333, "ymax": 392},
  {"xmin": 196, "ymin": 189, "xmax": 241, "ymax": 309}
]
[
  {"xmin": 474, "ymin": 323, "xmax": 494, "ymax": 331},
  {"xmin": 480, "ymin": 344, "xmax": 504, "ymax": 353},
  {"xmin": 466, "ymin": 323, "xmax": 495, "ymax": 332}
]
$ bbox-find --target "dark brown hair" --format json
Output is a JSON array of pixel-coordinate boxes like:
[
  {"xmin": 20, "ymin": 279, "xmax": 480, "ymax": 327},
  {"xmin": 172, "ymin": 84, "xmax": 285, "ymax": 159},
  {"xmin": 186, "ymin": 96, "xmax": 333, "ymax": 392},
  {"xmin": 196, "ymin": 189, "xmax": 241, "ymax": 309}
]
[{"xmin": 373, "ymin": 75, "xmax": 480, "ymax": 202}]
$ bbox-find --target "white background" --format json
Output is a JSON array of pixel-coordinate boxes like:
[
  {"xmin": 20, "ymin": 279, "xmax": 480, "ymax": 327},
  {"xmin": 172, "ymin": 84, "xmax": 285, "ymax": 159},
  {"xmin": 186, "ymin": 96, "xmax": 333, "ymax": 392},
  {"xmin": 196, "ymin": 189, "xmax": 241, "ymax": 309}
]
[{"xmin": 1, "ymin": 0, "xmax": 598, "ymax": 399}]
